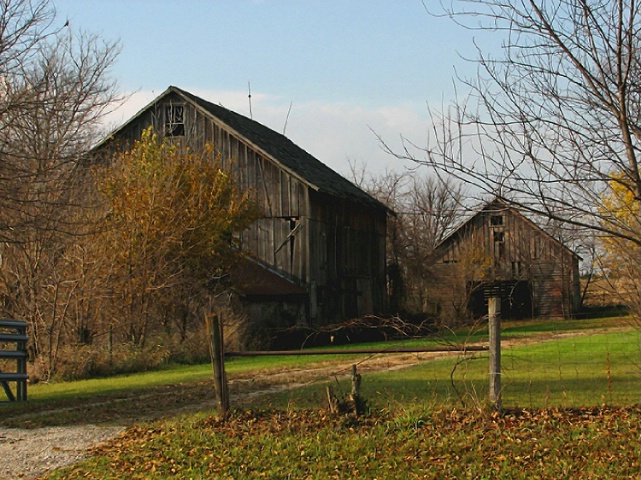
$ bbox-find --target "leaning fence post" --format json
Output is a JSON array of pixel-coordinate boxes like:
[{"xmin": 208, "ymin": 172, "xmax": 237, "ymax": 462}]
[
  {"xmin": 350, "ymin": 364, "xmax": 362, "ymax": 415},
  {"xmin": 207, "ymin": 314, "xmax": 229, "ymax": 419},
  {"xmin": 488, "ymin": 296, "xmax": 502, "ymax": 411}
]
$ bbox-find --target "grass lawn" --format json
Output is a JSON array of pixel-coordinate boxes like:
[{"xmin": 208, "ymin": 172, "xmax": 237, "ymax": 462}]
[
  {"xmin": 9, "ymin": 315, "xmax": 641, "ymax": 479},
  {"xmin": 17, "ymin": 315, "xmax": 634, "ymax": 403},
  {"xmin": 46, "ymin": 406, "xmax": 640, "ymax": 479},
  {"xmin": 5, "ymin": 315, "xmax": 637, "ymax": 415},
  {"xmin": 248, "ymin": 319, "xmax": 641, "ymax": 411},
  {"xmin": 10, "ymin": 351, "xmax": 362, "ymax": 407}
]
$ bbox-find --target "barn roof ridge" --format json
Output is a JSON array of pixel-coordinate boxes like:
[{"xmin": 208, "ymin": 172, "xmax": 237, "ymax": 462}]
[
  {"xmin": 436, "ymin": 197, "xmax": 581, "ymax": 259},
  {"xmin": 101, "ymin": 85, "xmax": 388, "ymax": 211}
]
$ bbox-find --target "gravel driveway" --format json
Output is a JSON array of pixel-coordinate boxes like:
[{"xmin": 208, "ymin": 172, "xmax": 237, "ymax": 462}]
[{"xmin": 0, "ymin": 425, "xmax": 125, "ymax": 479}]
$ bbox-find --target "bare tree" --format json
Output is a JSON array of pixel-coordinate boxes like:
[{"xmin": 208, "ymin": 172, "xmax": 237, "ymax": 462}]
[
  {"xmin": 0, "ymin": 1, "xmax": 120, "ymax": 239},
  {"xmin": 386, "ymin": 1, "xmax": 641, "ymax": 245},
  {"xmin": 380, "ymin": 0, "xmax": 641, "ymax": 314},
  {"xmin": 0, "ymin": 0, "xmax": 121, "ymax": 378},
  {"xmin": 351, "ymin": 163, "xmax": 464, "ymax": 315}
]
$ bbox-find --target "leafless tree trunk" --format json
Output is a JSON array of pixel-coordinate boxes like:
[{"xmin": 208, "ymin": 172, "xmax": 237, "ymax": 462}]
[
  {"xmin": 0, "ymin": 0, "xmax": 121, "ymax": 377},
  {"xmin": 351, "ymin": 164, "xmax": 465, "ymax": 316}
]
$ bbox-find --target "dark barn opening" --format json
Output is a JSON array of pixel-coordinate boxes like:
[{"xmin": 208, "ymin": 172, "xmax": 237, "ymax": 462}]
[{"xmin": 468, "ymin": 281, "xmax": 533, "ymax": 320}]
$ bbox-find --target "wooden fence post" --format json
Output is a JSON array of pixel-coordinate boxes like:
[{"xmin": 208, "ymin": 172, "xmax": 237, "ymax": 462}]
[
  {"xmin": 207, "ymin": 314, "xmax": 229, "ymax": 418},
  {"xmin": 488, "ymin": 296, "xmax": 502, "ymax": 412},
  {"xmin": 350, "ymin": 364, "xmax": 362, "ymax": 416}
]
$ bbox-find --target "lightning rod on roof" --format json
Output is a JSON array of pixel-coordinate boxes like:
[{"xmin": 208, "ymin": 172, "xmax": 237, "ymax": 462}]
[
  {"xmin": 283, "ymin": 101, "xmax": 293, "ymax": 135},
  {"xmin": 248, "ymin": 81, "xmax": 253, "ymax": 119}
]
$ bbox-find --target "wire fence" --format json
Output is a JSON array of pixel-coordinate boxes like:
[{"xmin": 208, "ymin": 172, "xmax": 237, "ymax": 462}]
[
  {"xmin": 252, "ymin": 317, "xmax": 640, "ymax": 411},
  {"xmin": 500, "ymin": 326, "xmax": 640, "ymax": 408}
]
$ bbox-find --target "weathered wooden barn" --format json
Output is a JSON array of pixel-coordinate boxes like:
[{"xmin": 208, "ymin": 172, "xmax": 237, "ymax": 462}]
[
  {"xmin": 425, "ymin": 199, "xmax": 581, "ymax": 321},
  {"xmin": 95, "ymin": 86, "xmax": 388, "ymax": 329}
]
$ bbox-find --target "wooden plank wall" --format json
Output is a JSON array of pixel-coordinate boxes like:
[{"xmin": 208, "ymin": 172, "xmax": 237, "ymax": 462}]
[
  {"xmin": 165, "ymin": 100, "xmax": 311, "ymax": 284},
  {"xmin": 431, "ymin": 208, "xmax": 580, "ymax": 320},
  {"xmin": 308, "ymin": 192, "xmax": 387, "ymax": 321},
  {"xmin": 106, "ymin": 96, "xmax": 388, "ymax": 324}
]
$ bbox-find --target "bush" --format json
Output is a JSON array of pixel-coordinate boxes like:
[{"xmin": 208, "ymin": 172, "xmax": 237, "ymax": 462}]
[
  {"xmin": 49, "ymin": 343, "xmax": 171, "ymax": 381},
  {"xmin": 158, "ymin": 327, "xmax": 211, "ymax": 365}
]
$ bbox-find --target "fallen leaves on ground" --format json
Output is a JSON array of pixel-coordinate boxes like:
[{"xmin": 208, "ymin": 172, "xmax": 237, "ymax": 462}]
[{"xmin": 47, "ymin": 406, "xmax": 640, "ymax": 479}]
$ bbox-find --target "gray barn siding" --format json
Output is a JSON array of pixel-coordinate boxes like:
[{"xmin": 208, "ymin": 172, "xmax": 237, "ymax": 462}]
[
  {"xmin": 162, "ymin": 101, "xmax": 311, "ymax": 284},
  {"xmin": 94, "ymin": 86, "xmax": 389, "ymax": 328},
  {"xmin": 306, "ymin": 191, "xmax": 387, "ymax": 322},
  {"xmin": 427, "ymin": 201, "xmax": 581, "ymax": 321}
]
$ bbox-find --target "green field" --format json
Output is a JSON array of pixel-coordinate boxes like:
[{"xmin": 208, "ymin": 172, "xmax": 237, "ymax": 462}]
[
  {"xmin": 7, "ymin": 316, "xmax": 640, "ymax": 479},
  {"xmin": 17, "ymin": 316, "xmax": 637, "ymax": 410},
  {"xmin": 253, "ymin": 324, "xmax": 640, "ymax": 411}
]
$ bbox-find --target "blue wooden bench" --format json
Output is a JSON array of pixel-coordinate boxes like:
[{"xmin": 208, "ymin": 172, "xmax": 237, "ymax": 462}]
[{"xmin": 0, "ymin": 320, "xmax": 28, "ymax": 402}]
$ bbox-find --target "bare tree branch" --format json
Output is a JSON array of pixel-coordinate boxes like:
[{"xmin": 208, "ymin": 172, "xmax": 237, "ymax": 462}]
[{"xmin": 391, "ymin": 1, "xmax": 641, "ymax": 252}]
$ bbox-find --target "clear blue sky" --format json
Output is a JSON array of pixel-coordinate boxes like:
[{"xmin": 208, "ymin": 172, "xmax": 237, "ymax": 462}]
[{"xmin": 53, "ymin": 0, "xmax": 496, "ymax": 176}]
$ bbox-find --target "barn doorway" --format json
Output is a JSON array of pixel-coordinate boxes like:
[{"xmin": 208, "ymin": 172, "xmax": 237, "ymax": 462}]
[{"xmin": 467, "ymin": 281, "xmax": 533, "ymax": 320}]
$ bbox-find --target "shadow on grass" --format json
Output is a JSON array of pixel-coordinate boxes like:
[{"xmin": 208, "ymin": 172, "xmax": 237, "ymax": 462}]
[
  {"xmin": 0, "ymin": 380, "xmax": 218, "ymax": 429},
  {"xmin": 260, "ymin": 371, "xmax": 640, "ymax": 412}
]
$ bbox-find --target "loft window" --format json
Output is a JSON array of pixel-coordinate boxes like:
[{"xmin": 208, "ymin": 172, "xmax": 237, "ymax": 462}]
[
  {"xmin": 490, "ymin": 215, "xmax": 503, "ymax": 226},
  {"xmin": 165, "ymin": 104, "xmax": 185, "ymax": 136}
]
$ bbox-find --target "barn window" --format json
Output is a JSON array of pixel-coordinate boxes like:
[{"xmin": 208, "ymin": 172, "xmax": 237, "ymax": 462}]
[
  {"xmin": 511, "ymin": 261, "xmax": 523, "ymax": 277},
  {"xmin": 493, "ymin": 231, "xmax": 505, "ymax": 262},
  {"xmin": 490, "ymin": 215, "xmax": 503, "ymax": 226},
  {"xmin": 288, "ymin": 217, "xmax": 298, "ymax": 267},
  {"xmin": 165, "ymin": 104, "xmax": 185, "ymax": 136}
]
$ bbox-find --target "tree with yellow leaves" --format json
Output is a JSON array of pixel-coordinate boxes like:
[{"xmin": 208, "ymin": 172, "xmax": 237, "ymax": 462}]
[
  {"xmin": 598, "ymin": 176, "xmax": 641, "ymax": 312},
  {"xmin": 93, "ymin": 128, "xmax": 261, "ymax": 348}
]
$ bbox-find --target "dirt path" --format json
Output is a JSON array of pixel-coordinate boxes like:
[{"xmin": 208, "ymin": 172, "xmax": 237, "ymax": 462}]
[
  {"xmin": 0, "ymin": 349, "xmax": 461, "ymax": 479},
  {"xmin": 0, "ymin": 327, "xmax": 618, "ymax": 479}
]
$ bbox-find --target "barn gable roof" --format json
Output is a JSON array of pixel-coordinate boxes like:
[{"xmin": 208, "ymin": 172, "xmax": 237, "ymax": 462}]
[
  {"xmin": 436, "ymin": 198, "xmax": 581, "ymax": 260},
  {"xmin": 100, "ymin": 86, "xmax": 387, "ymax": 211}
]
